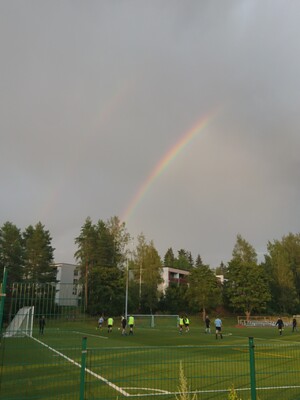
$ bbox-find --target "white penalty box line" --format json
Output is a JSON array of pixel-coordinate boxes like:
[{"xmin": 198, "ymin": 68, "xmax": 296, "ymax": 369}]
[{"xmin": 30, "ymin": 336, "xmax": 130, "ymax": 397}]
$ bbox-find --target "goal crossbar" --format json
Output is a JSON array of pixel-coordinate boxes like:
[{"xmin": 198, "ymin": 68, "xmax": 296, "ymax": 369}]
[{"xmin": 130, "ymin": 314, "xmax": 179, "ymax": 328}]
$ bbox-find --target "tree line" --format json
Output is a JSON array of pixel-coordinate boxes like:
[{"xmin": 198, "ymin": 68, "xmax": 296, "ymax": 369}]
[{"xmin": 1, "ymin": 216, "xmax": 300, "ymax": 317}]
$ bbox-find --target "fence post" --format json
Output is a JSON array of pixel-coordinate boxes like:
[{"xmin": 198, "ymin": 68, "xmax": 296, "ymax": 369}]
[
  {"xmin": 248, "ymin": 336, "xmax": 257, "ymax": 400},
  {"xmin": 0, "ymin": 267, "xmax": 8, "ymax": 335},
  {"xmin": 79, "ymin": 337, "xmax": 87, "ymax": 400}
]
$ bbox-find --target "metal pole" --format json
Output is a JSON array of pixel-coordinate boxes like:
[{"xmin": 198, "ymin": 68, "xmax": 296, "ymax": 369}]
[
  {"xmin": 248, "ymin": 336, "xmax": 257, "ymax": 400},
  {"xmin": 0, "ymin": 267, "xmax": 8, "ymax": 335},
  {"xmin": 79, "ymin": 336, "xmax": 87, "ymax": 400},
  {"xmin": 125, "ymin": 260, "xmax": 128, "ymax": 320}
]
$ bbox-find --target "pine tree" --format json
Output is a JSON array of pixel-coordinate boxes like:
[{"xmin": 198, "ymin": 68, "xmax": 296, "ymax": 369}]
[
  {"xmin": 225, "ymin": 234, "xmax": 270, "ymax": 319},
  {"xmin": 0, "ymin": 221, "xmax": 24, "ymax": 283},
  {"xmin": 164, "ymin": 248, "xmax": 175, "ymax": 268},
  {"xmin": 23, "ymin": 222, "xmax": 56, "ymax": 283}
]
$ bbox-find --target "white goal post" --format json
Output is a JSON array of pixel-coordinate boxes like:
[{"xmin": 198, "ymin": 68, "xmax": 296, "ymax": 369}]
[
  {"xmin": 4, "ymin": 306, "xmax": 35, "ymax": 337},
  {"xmin": 131, "ymin": 314, "xmax": 179, "ymax": 328}
]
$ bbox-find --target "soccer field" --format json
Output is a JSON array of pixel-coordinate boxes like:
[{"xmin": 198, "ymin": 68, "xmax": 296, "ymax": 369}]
[{"xmin": 2, "ymin": 318, "xmax": 300, "ymax": 400}]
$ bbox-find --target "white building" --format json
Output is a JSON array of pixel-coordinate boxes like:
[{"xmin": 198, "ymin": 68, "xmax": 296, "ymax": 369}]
[
  {"xmin": 55, "ymin": 263, "xmax": 81, "ymax": 306},
  {"xmin": 159, "ymin": 267, "xmax": 190, "ymax": 293}
]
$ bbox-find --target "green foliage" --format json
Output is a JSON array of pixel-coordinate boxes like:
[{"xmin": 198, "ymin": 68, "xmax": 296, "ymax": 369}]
[
  {"xmin": 174, "ymin": 249, "xmax": 193, "ymax": 271},
  {"xmin": 75, "ymin": 216, "xmax": 130, "ymax": 314},
  {"xmin": 232, "ymin": 234, "xmax": 257, "ymax": 264},
  {"xmin": 225, "ymin": 235, "xmax": 270, "ymax": 315},
  {"xmin": 195, "ymin": 254, "xmax": 203, "ymax": 267},
  {"xmin": 131, "ymin": 234, "xmax": 162, "ymax": 313},
  {"xmin": 186, "ymin": 264, "xmax": 221, "ymax": 313},
  {"xmin": 23, "ymin": 222, "xmax": 56, "ymax": 283},
  {"xmin": 164, "ymin": 247, "xmax": 175, "ymax": 267},
  {"xmin": 159, "ymin": 283, "xmax": 189, "ymax": 313},
  {"xmin": 88, "ymin": 265, "xmax": 124, "ymax": 315},
  {"xmin": 264, "ymin": 233, "xmax": 300, "ymax": 314},
  {"xmin": 225, "ymin": 235, "xmax": 270, "ymax": 316},
  {"xmin": 215, "ymin": 261, "xmax": 227, "ymax": 275},
  {"xmin": 0, "ymin": 221, "xmax": 24, "ymax": 283}
]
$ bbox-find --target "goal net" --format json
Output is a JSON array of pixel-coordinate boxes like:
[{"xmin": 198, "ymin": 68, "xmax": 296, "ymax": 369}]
[
  {"xmin": 4, "ymin": 306, "xmax": 34, "ymax": 337},
  {"xmin": 131, "ymin": 314, "xmax": 179, "ymax": 328},
  {"xmin": 237, "ymin": 315, "xmax": 292, "ymax": 327}
]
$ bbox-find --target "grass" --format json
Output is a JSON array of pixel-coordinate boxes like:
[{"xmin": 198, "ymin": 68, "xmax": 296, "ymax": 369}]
[{"xmin": 1, "ymin": 317, "xmax": 300, "ymax": 399}]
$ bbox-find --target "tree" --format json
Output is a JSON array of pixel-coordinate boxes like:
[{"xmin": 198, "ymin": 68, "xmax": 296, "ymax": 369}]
[
  {"xmin": 131, "ymin": 234, "xmax": 162, "ymax": 313},
  {"xmin": 174, "ymin": 249, "xmax": 193, "ymax": 271},
  {"xmin": 163, "ymin": 248, "xmax": 175, "ymax": 268},
  {"xmin": 23, "ymin": 222, "xmax": 56, "ymax": 283},
  {"xmin": 0, "ymin": 221, "xmax": 24, "ymax": 283},
  {"xmin": 141, "ymin": 241, "xmax": 163, "ymax": 313},
  {"xmin": 195, "ymin": 254, "xmax": 204, "ymax": 268},
  {"xmin": 75, "ymin": 217, "xmax": 97, "ymax": 310},
  {"xmin": 106, "ymin": 216, "xmax": 131, "ymax": 269},
  {"xmin": 87, "ymin": 265, "xmax": 124, "ymax": 316},
  {"xmin": 225, "ymin": 234, "xmax": 270, "ymax": 319},
  {"xmin": 159, "ymin": 283, "xmax": 189, "ymax": 314},
  {"xmin": 75, "ymin": 217, "xmax": 130, "ymax": 314},
  {"xmin": 0, "ymin": 222, "xmax": 25, "ymax": 323},
  {"xmin": 215, "ymin": 261, "xmax": 227, "ymax": 276},
  {"xmin": 264, "ymin": 234, "xmax": 300, "ymax": 314},
  {"xmin": 94, "ymin": 220, "xmax": 115, "ymax": 267},
  {"xmin": 186, "ymin": 263, "xmax": 221, "ymax": 317}
]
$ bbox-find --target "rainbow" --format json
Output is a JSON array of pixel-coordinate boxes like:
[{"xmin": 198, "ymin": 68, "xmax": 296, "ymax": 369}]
[{"xmin": 121, "ymin": 109, "xmax": 218, "ymax": 223}]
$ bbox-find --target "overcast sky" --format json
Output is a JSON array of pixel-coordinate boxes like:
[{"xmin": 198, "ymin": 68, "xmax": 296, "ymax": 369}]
[{"xmin": 1, "ymin": 1, "xmax": 300, "ymax": 267}]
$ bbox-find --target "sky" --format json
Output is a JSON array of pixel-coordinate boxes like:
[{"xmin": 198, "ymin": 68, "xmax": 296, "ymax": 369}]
[{"xmin": 1, "ymin": 1, "xmax": 300, "ymax": 268}]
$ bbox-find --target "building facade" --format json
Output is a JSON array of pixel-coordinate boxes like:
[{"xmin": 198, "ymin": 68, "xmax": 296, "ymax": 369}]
[
  {"xmin": 159, "ymin": 267, "xmax": 190, "ymax": 293},
  {"xmin": 55, "ymin": 263, "xmax": 81, "ymax": 306}
]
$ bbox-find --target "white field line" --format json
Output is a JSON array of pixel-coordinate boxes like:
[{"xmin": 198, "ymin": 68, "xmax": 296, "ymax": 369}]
[
  {"xmin": 30, "ymin": 336, "xmax": 130, "ymax": 397},
  {"xmin": 72, "ymin": 330, "xmax": 108, "ymax": 339},
  {"xmin": 126, "ymin": 385, "xmax": 300, "ymax": 397}
]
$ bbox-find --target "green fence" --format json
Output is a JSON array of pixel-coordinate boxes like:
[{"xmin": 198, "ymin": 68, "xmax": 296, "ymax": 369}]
[
  {"xmin": 2, "ymin": 334, "xmax": 300, "ymax": 400},
  {"xmin": 1, "ymin": 277, "xmax": 300, "ymax": 399}
]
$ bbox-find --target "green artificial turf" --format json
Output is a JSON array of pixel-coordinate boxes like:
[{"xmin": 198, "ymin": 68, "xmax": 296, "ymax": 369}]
[{"xmin": 1, "ymin": 317, "xmax": 300, "ymax": 400}]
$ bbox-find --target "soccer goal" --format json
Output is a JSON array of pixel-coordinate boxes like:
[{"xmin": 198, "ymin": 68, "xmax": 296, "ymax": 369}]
[
  {"xmin": 4, "ymin": 306, "xmax": 34, "ymax": 337},
  {"xmin": 237, "ymin": 315, "xmax": 292, "ymax": 327},
  {"xmin": 131, "ymin": 314, "xmax": 179, "ymax": 328}
]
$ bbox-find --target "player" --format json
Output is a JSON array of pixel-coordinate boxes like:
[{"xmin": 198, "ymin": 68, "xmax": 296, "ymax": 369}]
[
  {"xmin": 98, "ymin": 315, "xmax": 104, "ymax": 330},
  {"xmin": 214, "ymin": 316, "xmax": 223, "ymax": 339},
  {"xmin": 179, "ymin": 315, "xmax": 184, "ymax": 334},
  {"xmin": 121, "ymin": 316, "xmax": 127, "ymax": 335},
  {"xmin": 128, "ymin": 315, "xmax": 135, "ymax": 335},
  {"xmin": 205, "ymin": 315, "xmax": 211, "ymax": 334},
  {"xmin": 275, "ymin": 317, "xmax": 284, "ymax": 335},
  {"xmin": 184, "ymin": 315, "xmax": 190, "ymax": 332},
  {"xmin": 107, "ymin": 316, "xmax": 114, "ymax": 333},
  {"xmin": 39, "ymin": 315, "xmax": 46, "ymax": 335}
]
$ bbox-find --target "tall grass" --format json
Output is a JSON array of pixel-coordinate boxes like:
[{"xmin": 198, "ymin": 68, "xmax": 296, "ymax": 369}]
[{"xmin": 175, "ymin": 362, "xmax": 198, "ymax": 400}]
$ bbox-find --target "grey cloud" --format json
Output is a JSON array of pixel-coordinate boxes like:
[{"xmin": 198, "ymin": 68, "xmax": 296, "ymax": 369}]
[{"xmin": 0, "ymin": 1, "xmax": 299, "ymax": 266}]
